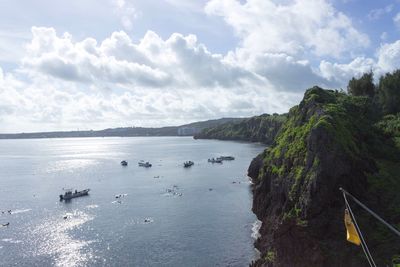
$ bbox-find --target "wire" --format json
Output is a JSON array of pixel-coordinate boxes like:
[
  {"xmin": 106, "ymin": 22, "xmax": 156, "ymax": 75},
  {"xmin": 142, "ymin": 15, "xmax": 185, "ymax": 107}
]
[
  {"xmin": 343, "ymin": 192, "xmax": 376, "ymax": 267},
  {"xmin": 340, "ymin": 187, "xmax": 400, "ymax": 239}
]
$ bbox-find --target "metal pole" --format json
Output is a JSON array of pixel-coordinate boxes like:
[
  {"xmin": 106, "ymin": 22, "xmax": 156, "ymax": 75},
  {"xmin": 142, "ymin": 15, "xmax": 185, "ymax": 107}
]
[
  {"xmin": 339, "ymin": 187, "xmax": 400, "ymax": 239},
  {"xmin": 343, "ymin": 192, "xmax": 376, "ymax": 267}
]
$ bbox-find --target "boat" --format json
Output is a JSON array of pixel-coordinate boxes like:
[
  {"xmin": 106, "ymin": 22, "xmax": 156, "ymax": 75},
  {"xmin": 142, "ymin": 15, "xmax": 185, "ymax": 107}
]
[
  {"xmin": 59, "ymin": 189, "xmax": 90, "ymax": 201},
  {"xmin": 183, "ymin": 161, "xmax": 194, "ymax": 168},
  {"xmin": 208, "ymin": 158, "xmax": 223, "ymax": 164},
  {"xmin": 138, "ymin": 161, "xmax": 152, "ymax": 168},
  {"xmin": 121, "ymin": 160, "xmax": 128, "ymax": 166},
  {"xmin": 217, "ymin": 156, "xmax": 235, "ymax": 161}
]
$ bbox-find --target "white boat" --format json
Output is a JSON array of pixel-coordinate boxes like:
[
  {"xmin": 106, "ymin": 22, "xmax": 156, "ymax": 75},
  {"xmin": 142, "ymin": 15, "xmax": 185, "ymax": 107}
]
[
  {"xmin": 138, "ymin": 161, "xmax": 152, "ymax": 167},
  {"xmin": 60, "ymin": 189, "xmax": 90, "ymax": 201}
]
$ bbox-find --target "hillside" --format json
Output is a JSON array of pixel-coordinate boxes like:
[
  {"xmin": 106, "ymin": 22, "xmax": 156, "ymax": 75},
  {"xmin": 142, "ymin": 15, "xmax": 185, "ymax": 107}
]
[
  {"xmin": 0, "ymin": 117, "xmax": 244, "ymax": 139},
  {"xmin": 248, "ymin": 87, "xmax": 400, "ymax": 266},
  {"xmin": 193, "ymin": 114, "xmax": 287, "ymax": 144}
]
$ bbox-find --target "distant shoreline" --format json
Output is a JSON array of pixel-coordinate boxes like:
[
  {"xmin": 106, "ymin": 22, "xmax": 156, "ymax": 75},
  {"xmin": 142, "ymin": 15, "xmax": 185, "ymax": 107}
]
[
  {"xmin": 0, "ymin": 117, "xmax": 245, "ymax": 140},
  {"xmin": 0, "ymin": 133, "xmax": 193, "ymax": 140},
  {"xmin": 0, "ymin": 135, "xmax": 195, "ymax": 140}
]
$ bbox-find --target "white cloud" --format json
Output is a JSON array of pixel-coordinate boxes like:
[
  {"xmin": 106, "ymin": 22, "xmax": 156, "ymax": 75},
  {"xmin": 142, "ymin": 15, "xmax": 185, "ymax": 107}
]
[
  {"xmin": 319, "ymin": 57, "xmax": 375, "ymax": 85},
  {"xmin": 0, "ymin": 27, "xmax": 301, "ymax": 132},
  {"xmin": 319, "ymin": 40, "xmax": 400, "ymax": 85},
  {"xmin": 112, "ymin": 0, "xmax": 139, "ymax": 31},
  {"xmin": 241, "ymin": 52, "xmax": 330, "ymax": 91},
  {"xmin": 377, "ymin": 40, "xmax": 400, "ymax": 73},
  {"xmin": 368, "ymin": 5, "xmax": 394, "ymax": 20},
  {"xmin": 205, "ymin": 0, "xmax": 369, "ymax": 58},
  {"xmin": 0, "ymin": 29, "xmax": 31, "ymax": 63},
  {"xmin": 23, "ymin": 27, "xmax": 265, "ymax": 89},
  {"xmin": 1, "ymin": 0, "xmax": 394, "ymax": 132},
  {"xmin": 0, "ymin": 72, "xmax": 294, "ymax": 132}
]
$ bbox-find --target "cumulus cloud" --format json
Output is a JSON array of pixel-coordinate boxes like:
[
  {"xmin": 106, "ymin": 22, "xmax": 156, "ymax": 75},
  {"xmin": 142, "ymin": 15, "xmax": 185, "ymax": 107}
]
[
  {"xmin": 22, "ymin": 27, "xmax": 264, "ymax": 89},
  {"xmin": 0, "ymin": 71, "xmax": 293, "ymax": 132},
  {"xmin": 3, "ymin": 0, "xmax": 399, "ymax": 133},
  {"xmin": 243, "ymin": 52, "xmax": 331, "ymax": 91},
  {"xmin": 319, "ymin": 57, "xmax": 375, "ymax": 85},
  {"xmin": 205, "ymin": 0, "xmax": 369, "ymax": 58},
  {"xmin": 23, "ymin": 28, "xmax": 171, "ymax": 87},
  {"xmin": 377, "ymin": 40, "xmax": 400, "ymax": 73},
  {"xmin": 0, "ymin": 26, "xmax": 302, "ymax": 132},
  {"xmin": 319, "ymin": 40, "xmax": 400, "ymax": 85}
]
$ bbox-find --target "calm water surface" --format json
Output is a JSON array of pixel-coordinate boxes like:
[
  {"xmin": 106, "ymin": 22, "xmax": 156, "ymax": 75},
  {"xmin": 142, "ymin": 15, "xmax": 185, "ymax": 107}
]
[{"xmin": 0, "ymin": 137, "xmax": 264, "ymax": 266}]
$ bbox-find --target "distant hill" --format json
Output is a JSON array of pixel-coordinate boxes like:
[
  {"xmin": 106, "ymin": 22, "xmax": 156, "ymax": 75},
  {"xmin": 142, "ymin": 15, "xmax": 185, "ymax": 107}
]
[
  {"xmin": 194, "ymin": 113, "xmax": 287, "ymax": 144},
  {"xmin": 0, "ymin": 117, "xmax": 245, "ymax": 139}
]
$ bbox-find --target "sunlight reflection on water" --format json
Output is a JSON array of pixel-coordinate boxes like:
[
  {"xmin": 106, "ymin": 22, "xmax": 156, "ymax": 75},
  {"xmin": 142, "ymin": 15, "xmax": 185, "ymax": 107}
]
[
  {"xmin": 29, "ymin": 210, "xmax": 97, "ymax": 267},
  {"xmin": 45, "ymin": 159, "xmax": 99, "ymax": 173}
]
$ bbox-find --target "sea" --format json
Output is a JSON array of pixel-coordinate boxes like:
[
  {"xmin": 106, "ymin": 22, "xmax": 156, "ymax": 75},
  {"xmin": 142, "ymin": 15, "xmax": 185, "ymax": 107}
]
[{"xmin": 0, "ymin": 136, "xmax": 265, "ymax": 267}]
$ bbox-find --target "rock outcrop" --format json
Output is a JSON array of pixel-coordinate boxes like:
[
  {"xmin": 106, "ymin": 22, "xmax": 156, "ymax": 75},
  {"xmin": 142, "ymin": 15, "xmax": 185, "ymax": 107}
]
[{"xmin": 249, "ymin": 87, "xmax": 400, "ymax": 266}]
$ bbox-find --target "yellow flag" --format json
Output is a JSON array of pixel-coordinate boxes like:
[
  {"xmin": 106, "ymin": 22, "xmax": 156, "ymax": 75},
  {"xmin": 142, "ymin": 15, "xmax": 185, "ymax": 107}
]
[{"xmin": 344, "ymin": 209, "xmax": 361, "ymax": 246}]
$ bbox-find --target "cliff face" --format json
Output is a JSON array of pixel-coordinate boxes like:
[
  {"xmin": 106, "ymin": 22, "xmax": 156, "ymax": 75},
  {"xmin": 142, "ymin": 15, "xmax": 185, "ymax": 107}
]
[
  {"xmin": 249, "ymin": 87, "xmax": 400, "ymax": 266},
  {"xmin": 194, "ymin": 114, "xmax": 286, "ymax": 144}
]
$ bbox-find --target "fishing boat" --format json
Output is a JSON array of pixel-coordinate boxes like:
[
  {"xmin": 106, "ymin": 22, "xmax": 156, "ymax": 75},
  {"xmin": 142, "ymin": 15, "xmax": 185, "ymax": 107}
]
[
  {"xmin": 138, "ymin": 161, "xmax": 152, "ymax": 168},
  {"xmin": 217, "ymin": 156, "xmax": 235, "ymax": 161},
  {"xmin": 59, "ymin": 189, "xmax": 90, "ymax": 201},
  {"xmin": 183, "ymin": 161, "xmax": 194, "ymax": 168},
  {"xmin": 121, "ymin": 160, "xmax": 128, "ymax": 166},
  {"xmin": 208, "ymin": 158, "xmax": 223, "ymax": 164}
]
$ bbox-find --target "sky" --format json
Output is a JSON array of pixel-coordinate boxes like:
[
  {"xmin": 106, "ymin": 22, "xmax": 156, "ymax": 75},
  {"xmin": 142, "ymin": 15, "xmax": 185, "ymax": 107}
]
[{"xmin": 0, "ymin": 0, "xmax": 400, "ymax": 133}]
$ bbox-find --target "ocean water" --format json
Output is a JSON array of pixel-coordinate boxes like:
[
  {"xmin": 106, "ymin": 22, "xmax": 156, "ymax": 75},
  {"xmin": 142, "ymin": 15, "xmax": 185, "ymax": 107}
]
[{"xmin": 0, "ymin": 137, "xmax": 264, "ymax": 267}]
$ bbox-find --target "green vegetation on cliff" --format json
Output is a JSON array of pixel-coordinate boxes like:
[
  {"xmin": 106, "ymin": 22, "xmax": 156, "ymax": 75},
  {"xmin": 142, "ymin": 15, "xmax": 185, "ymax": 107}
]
[
  {"xmin": 194, "ymin": 113, "xmax": 287, "ymax": 144},
  {"xmin": 250, "ymin": 86, "xmax": 400, "ymax": 267}
]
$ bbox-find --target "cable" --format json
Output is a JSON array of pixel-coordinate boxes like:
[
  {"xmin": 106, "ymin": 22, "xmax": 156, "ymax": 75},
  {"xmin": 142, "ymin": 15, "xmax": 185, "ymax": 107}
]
[
  {"xmin": 343, "ymin": 192, "xmax": 376, "ymax": 267},
  {"xmin": 340, "ymin": 187, "xmax": 400, "ymax": 238}
]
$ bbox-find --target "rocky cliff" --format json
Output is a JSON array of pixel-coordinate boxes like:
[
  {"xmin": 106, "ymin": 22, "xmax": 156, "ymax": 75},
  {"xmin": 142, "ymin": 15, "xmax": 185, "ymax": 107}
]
[
  {"xmin": 194, "ymin": 114, "xmax": 286, "ymax": 144},
  {"xmin": 249, "ymin": 87, "xmax": 400, "ymax": 266}
]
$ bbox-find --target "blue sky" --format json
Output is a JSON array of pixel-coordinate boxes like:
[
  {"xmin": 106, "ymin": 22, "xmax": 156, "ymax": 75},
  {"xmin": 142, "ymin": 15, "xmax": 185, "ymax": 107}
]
[{"xmin": 0, "ymin": 0, "xmax": 400, "ymax": 132}]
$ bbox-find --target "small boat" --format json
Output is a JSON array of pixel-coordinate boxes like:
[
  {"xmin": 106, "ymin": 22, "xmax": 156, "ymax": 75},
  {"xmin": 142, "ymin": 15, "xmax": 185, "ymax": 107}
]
[
  {"xmin": 183, "ymin": 161, "xmax": 194, "ymax": 168},
  {"xmin": 138, "ymin": 161, "xmax": 152, "ymax": 168},
  {"xmin": 217, "ymin": 156, "xmax": 235, "ymax": 161},
  {"xmin": 59, "ymin": 189, "xmax": 90, "ymax": 201},
  {"xmin": 208, "ymin": 158, "xmax": 223, "ymax": 164},
  {"xmin": 121, "ymin": 160, "xmax": 128, "ymax": 166}
]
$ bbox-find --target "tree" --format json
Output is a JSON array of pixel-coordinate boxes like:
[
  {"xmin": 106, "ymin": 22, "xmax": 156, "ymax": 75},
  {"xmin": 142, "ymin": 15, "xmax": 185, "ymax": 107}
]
[
  {"xmin": 378, "ymin": 69, "xmax": 400, "ymax": 115},
  {"xmin": 347, "ymin": 72, "xmax": 375, "ymax": 97}
]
